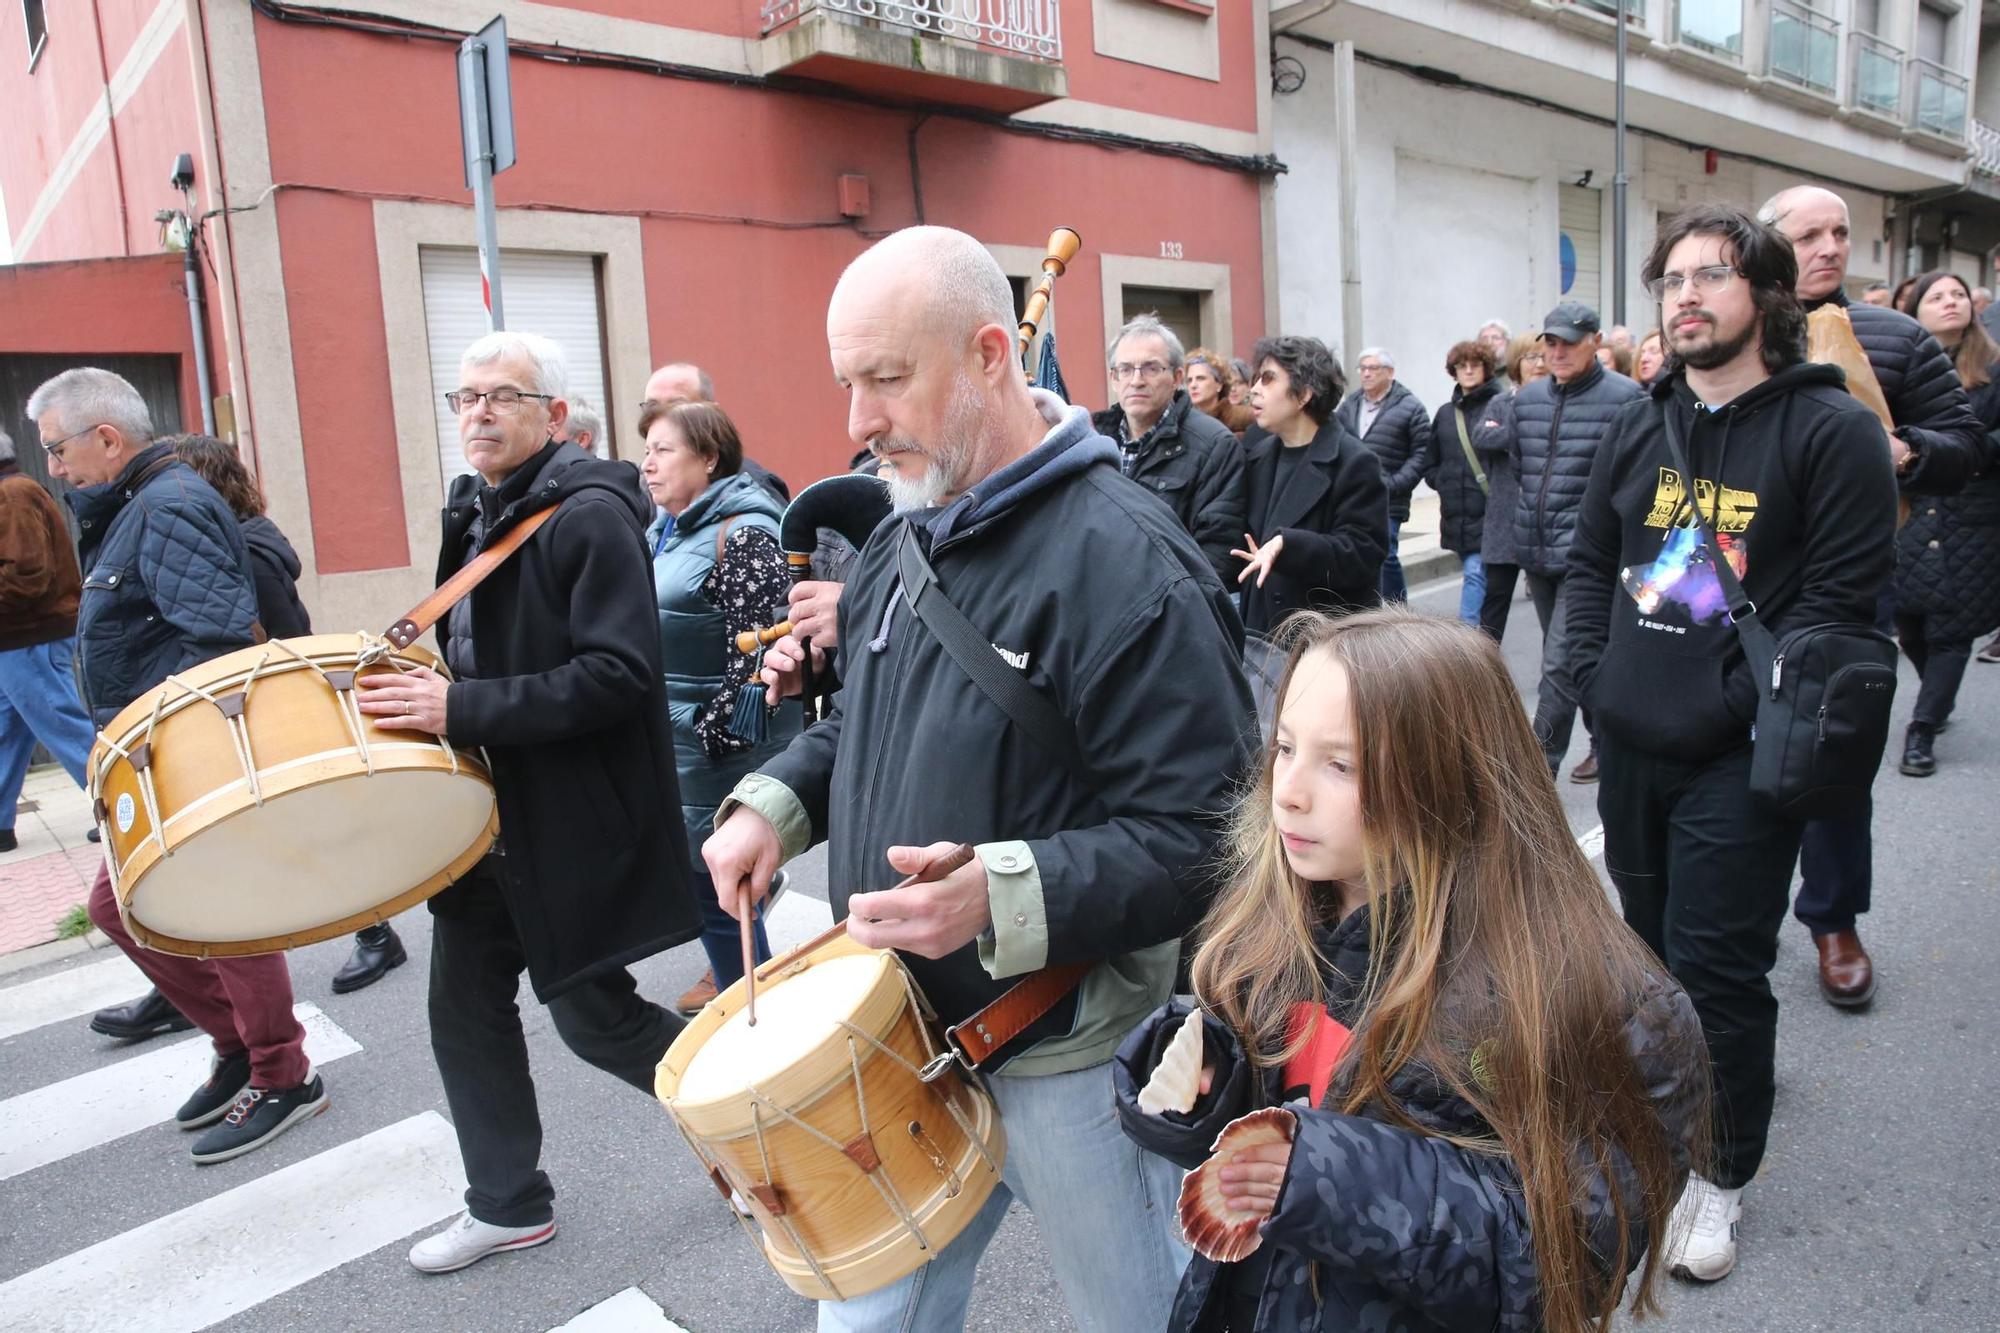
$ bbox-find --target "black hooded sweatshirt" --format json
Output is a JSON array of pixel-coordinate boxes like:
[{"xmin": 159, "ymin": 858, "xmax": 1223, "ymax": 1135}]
[{"xmin": 1567, "ymin": 365, "xmax": 1897, "ymax": 763}]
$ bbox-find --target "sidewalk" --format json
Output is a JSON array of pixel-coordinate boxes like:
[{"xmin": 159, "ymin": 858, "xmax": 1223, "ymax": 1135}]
[
  {"xmin": 1399, "ymin": 484, "xmax": 1462, "ymax": 588},
  {"xmin": 1, "ymin": 764, "xmax": 103, "ymax": 957}
]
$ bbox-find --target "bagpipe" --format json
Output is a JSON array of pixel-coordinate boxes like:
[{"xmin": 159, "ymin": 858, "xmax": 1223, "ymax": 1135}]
[{"xmin": 734, "ymin": 226, "xmax": 1082, "ymax": 722}]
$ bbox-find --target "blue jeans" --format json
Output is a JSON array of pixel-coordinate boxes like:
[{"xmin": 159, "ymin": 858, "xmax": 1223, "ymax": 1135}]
[
  {"xmin": 1456, "ymin": 551, "xmax": 1486, "ymax": 626},
  {"xmin": 1379, "ymin": 516, "xmax": 1406, "ymax": 602},
  {"xmin": 684, "ymin": 804, "xmax": 769, "ymax": 987},
  {"xmin": 818, "ymin": 1060, "xmax": 1190, "ymax": 1332},
  {"xmin": 0, "ymin": 637, "xmax": 95, "ymax": 831}
]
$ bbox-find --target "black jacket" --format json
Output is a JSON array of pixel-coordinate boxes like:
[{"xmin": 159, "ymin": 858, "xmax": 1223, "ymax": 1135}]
[
  {"xmin": 1424, "ymin": 378, "xmax": 1504, "ymax": 555},
  {"xmin": 1335, "ymin": 381, "xmax": 1431, "ymax": 522},
  {"xmin": 755, "ymin": 404, "xmax": 1255, "ymax": 1070},
  {"xmin": 1895, "ymin": 372, "xmax": 2000, "ymax": 639},
  {"xmin": 67, "ymin": 443, "xmax": 259, "ymax": 728},
  {"xmin": 1115, "ymin": 900, "xmax": 1706, "ymax": 1333},
  {"xmin": 1567, "ymin": 368, "xmax": 1898, "ymax": 762},
  {"xmin": 1492, "ymin": 363, "xmax": 1646, "ymax": 577},
  {"xmin": 1473, "ymin": 391, "xmax": 1522, "ymax": 566},
  {"xmin": 1239, "ymin": 420, "xmax": 1389, "ymax": 635},
  {"xmin": 435, "ymin": 440, "xmax": 699, "ymax": 1000},
  {"xmin": 1091, "ymin": 391, "xmax": 1247, "ymax": 583},
  {"xmin": 240, "ymin": 514, "xmax": 311, "ymax": 639},
  {"xmin": 1813, "ymin": 290, "xmax": 1982, "ymax": 497}
]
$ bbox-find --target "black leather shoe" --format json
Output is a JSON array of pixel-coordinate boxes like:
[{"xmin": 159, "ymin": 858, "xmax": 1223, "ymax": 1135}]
[
  {"xmin": 91, "ymin": 988, "xmax": 196, "ymax": 1041},
  {"xmin": 331, "ymin": 924, "xmax": 407, "ymax": 994},
  {"xmin": 1899, "ymin": 723, "xmax": 1937, "ymax": 777}
]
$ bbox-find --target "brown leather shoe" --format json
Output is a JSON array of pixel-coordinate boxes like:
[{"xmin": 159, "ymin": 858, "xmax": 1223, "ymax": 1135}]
[
  {"xmin": 675, "ymin": 969, "xmax": 718, "ymax": 1016},
  {"xmin": 1814, "ymin": 930, "xmax": 1875, "ymax": 1008},
  {"xmin": 1568, "ymin": 748, "xmax": 1600, "ymax": 784}
]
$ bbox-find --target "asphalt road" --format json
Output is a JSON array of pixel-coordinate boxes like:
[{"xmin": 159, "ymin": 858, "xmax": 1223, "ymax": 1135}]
[{"xmin": 1, "ymin": 571, "xmax": 1994, "ymax": 1332}]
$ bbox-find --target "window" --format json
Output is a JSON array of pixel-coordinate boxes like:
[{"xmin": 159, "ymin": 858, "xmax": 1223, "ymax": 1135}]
[
  {"xmin": 1910, "ymin": 1, "xmax": 1967, "ymax": 135},
  {"xmin": 23, "ymin": 0, "xmax": 47, "ymax": 69},
  {"xmin": 1851, "ymin": 0, "xmax": 1882, "ymax": 36},
  {"xmin": 1768, "ymin": 0, "xmax": 1839, "ymax": 94},
  {"xmin": 419, "ymin": 247, "xmax": 611, "ymax": 484},
  {"xmin": 1579, "ymin": 0, "xmax": 1646, "ymax": 18},
  {"xmin": 1674, "ymin": 0, "xmax": 1742, "ymax": 55},
  {"xmin": 1916, "ymin": 2, "xmax": 1952, "ymax": 66},
  {"xmin": 1120, "ymin": 286, "xmax": 1204, "ymax": 360}
]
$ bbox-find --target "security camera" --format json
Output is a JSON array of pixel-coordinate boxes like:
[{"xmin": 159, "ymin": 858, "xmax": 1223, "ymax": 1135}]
[{"xmin": 169, "ymin": 153, "xmax": 196, "ymax": 193}]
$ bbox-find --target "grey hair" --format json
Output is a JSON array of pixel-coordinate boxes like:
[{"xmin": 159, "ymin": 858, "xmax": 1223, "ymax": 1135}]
[
  {"xmin": 1107, "ymin": 313, "xmax": 1185, "ymax": 370},
  {"xmin": 1478, "ymin": 319, "xmax": 1511, "ymax": 340},
  {"xmin": 658, "ymin": 362, "xmax": 715, "ymax": 402},
  {"xmin": 564, "ymin": 395, "xmax": 604, "ymax": 452},
  {"xmin": 461, "ymin": 331, "xmax": 569, "ymax": 399},
  {"xmin": 26, "ymin": 367, "xmax": 154, "ymax": 444},
  {"xmin": 1358, "ymin": 347, "xmax": 1395, "ymax": 370},
  {"xmin": 924, "ymin": 234, "xmax": 1015, "ymax": 341},
  {"xmin": 0, "ymin": 428, "xmax": 13, "ymax": 463}
]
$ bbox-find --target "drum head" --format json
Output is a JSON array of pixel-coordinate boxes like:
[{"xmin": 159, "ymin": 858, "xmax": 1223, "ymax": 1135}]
[
  {"xmin": 677, "ymin": 953, "xmax": 889, "ymax": 1105},
  {"xmin": 122, "ymin": 767, "xmax": 494, "ymax": 945}
]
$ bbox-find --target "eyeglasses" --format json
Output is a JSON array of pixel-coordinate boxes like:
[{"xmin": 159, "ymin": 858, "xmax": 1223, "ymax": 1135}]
[
  {"xmin": 1110, "ymin": 360, "xmax": 1171, "ymax": 382},
  {"xmin": 1644, "ymin": 265, "xmax": 1741, "ymax": 301},
  {"xmin": 1358, "ymin": 363, "xmax": 1387, "ymax": 373},
  {"xmin": 445, "ymin": 387, "xmax": 554, "ymax": 414},
  {"xmin": 41, "ymin": 423, "xmax": 102, "ymax": 460}
]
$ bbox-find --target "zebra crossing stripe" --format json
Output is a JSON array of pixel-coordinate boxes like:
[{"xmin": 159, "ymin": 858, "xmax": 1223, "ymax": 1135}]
[
  {"xmin": 0, "ymin": 1111, "xmax": 466, "ymax": 1333},
  {"xmin": 0, "ymin": 954, "xmax": 148, "ymax": 1041},
  {"xmin": 549, "ymin": 1286, "xmax": 692, "ymax": 1332},
  {"xmin": 0, "ymin": 1003, "xmax": 360, "ymax": 1182}
]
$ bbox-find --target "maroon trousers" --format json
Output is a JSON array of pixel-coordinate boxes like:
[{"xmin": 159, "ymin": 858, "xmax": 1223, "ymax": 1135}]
[{"xmin": 88, "ymin": 860, "xmax": 310, "ymax": 1089}]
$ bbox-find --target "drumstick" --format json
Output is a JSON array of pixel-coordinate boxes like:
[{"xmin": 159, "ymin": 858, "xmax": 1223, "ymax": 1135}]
[
  {"xmin": 741, "ymin": 904, "xmax": 758, "ymax": 1027},
  {"xmin": 750, "ymin": 843, "xmax": 979, "ymax": 985}
]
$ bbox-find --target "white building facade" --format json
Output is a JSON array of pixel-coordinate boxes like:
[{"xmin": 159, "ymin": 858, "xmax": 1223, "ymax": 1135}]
[{"xmin": 1270, "ymin": 0, "xmax": 1979, "ymax": 409}]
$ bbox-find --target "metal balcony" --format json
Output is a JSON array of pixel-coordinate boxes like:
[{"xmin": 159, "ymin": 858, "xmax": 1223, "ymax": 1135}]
[
  {"xmin": 758, "ymin": 0, "xmax": 1067, "ymax": 114},
  {"xmin": 1973, "ymin": 121, "xmax": 2000, "ymax": 178},
  {"xmin": 1848, "ymin": 31, "xmax": 1902, "ymax": 120},
  {"xmin": 1767, "ymin": 0, "xmax": 1838, "ymax": 97}
]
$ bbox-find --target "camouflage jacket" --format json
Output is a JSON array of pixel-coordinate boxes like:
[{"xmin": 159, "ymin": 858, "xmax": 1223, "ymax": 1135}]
[{"xmin": 1113, "ymin": 902, "xmax": 1706, "ymax": 1332}]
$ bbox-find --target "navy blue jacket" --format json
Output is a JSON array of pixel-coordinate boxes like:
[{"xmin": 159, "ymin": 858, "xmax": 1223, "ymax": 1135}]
[
  {"xmin": 1336, "ymin": 381, "xmax": 1431, "ymax": 522},
  {"xmin": 67, "ymin": 442, "xmax": 258, "ymax": 728},
  {"xmin": 1491, "ymin": 364, "xmax": 1645, "ymax": 576}
]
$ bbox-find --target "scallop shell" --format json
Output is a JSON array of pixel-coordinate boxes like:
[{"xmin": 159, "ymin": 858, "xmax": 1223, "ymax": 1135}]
[
  {"xmin": 1176, "ymin": 1106, "xmax": 1298, "ymax": 1263},
  {"xmin": 1137, "ymin": 1008, "xmax": 1205, "ymax": 1115}
]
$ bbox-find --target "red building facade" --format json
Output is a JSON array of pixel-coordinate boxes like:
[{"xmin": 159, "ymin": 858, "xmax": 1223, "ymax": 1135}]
[{"xmin": 3, "ymin": 1, "xmax": 1275, "ymax": 632}]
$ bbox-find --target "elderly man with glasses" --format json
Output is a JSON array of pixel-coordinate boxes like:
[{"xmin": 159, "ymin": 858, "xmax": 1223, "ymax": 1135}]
[{"xmin": 354, "ymin": 330, "xmax": 700, "ymax": 1275}]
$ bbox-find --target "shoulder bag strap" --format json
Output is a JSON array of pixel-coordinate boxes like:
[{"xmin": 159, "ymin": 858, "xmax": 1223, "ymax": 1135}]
[
  {"xmin": 385, "ymin": 503, "xmax": 561, "ymax": 649},
  {"xmin": 1660, "ymin": 403, "xmax": 1778, "ymax": 670},
  {"xmin": 895, "ymin": 525, "xmax": 1086, "ymax": 773},
  {"xmin": 1453, "ymin": 407, "xmax": 1489, "ymax": 494}
]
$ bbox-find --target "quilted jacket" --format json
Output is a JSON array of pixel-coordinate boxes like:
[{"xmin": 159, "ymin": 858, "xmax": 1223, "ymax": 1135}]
[
  {"xmin": 1492, "ymin": 363, "xmax": 1645, "ymax": 577},
  {"xmin": 1336, "ymin": 381, "xmax": 1431, "ymax": 522},
  {"xmin": 1811, "ymin": 290, "xmax": 1983, "ymax": 498},
  {"xmin": 1895, "ymin": 372, "xmax": 2000, "ymax": 640},
  {"xmin": 1424, "ymin": 377, "xmax": 1505, "ymax": 555},
  {"xmin": 67, "ymin": 442, "xmax": 258, "ymax": 728},
  {"xmin": 1114, "ymin": 898, "xmax": 1706, "ymax": 1333}
]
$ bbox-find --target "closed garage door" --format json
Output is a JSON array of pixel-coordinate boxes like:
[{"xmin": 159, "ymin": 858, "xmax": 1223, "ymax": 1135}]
[{"xmin": 1559, "ymin": 184, "xmax": 1603, "ymax": 315}]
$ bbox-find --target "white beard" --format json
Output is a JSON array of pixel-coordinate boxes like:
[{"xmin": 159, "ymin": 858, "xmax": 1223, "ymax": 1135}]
[{"xmin": 884, "ymin": 373, "xmax": 986, "ymax": 513}]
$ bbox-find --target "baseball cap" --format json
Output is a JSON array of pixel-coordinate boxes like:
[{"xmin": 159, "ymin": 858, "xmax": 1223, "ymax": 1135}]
[{"xmin": 1541, "ymin": 302, "xmax": 1601, "ymax": 343}]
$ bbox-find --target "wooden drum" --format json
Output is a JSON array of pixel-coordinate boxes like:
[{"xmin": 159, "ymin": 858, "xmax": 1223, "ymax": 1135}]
[
  {"xmin": 656, "ymin": 928, "xmax": 1006, "ymax": 1302},
  {"xmin": 90, "ymin": 634, "xmax": 499, "ymax": 957}
]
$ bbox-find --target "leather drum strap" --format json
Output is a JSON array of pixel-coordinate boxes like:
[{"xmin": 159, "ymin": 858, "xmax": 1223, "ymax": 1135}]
[
  {"xmin": 384, "ymin": 505, "xmax": 560, "ymax": 649},
  {"xmin": 945, "ymin": 959, "xmax": 1094, "ymax": 1070}
]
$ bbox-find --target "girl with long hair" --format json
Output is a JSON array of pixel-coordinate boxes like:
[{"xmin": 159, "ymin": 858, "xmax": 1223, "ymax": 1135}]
[
  {"xmin": 1891, "ymin": 271, "xmax": 2000, "ymax": 774},
  {"xmin": 1116, "ymin": 610, "xmax": 1707, "ymax": 1332}
]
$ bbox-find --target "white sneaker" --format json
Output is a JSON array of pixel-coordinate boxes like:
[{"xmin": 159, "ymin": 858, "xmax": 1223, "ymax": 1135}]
[
  {"xmin": 1665, "ymin": 1176, "xmax": 1742, "ymax": 1282},
  {"xmin": 408, "ymin": 1212, "xmax": 556, "ymax": 1274}
]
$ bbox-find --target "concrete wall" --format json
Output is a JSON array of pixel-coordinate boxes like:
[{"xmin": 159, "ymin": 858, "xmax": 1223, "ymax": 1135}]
[
  {"xmin": 1274, "ymin": 52, "xmax": 1894, "ymax": 412},
  {"xmin": 0, "ymin": 252, "xmax": 200, "ymax": 415}
]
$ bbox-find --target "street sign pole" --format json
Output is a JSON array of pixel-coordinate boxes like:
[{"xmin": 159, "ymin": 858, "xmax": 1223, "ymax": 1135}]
[
  {"xmin": 1613, "ymin": 1, "xmax": 1629, "ymax": 328},
  {"xmin": 457, "ymin": 16, "xmax": 516, "ymax": 332}
]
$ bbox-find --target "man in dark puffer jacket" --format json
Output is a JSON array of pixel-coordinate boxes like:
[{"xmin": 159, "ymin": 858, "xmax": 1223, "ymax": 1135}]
[
  {"xmin": 1484, "ymin": 303, "xmax": 1644, "ymax": 778},
  {"xmin": 1335, "ymin": 349, "xmax": 1430, "ymax": 601},
  {"xmin": 1761, "ymin": 185, "xmax": 1985, "ymax": 1008}
]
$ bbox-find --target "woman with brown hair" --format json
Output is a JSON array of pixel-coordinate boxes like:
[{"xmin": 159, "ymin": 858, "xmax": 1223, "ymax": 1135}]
[
  {"xmin": 1893, "ymin": 271, "xmax": 2000, "ymax": 775},
  {"xmin": 1115, "ymin": 609, "xmax": 1706, "ymax": 1332},
  {"xmin": 1187, "ymin": 347, "xmax": 1255, "ymax": 437},
  {"xmin": 170, "ymin": 434, "xmax": 407, "ymax": 993},
  {"xmin": 1466, "ymin": 333, "xmax": 1547, "ymax": 641},
  {"xmin": 1425, "ymin": 339, "xmax": 1503, "ymax": 626}
]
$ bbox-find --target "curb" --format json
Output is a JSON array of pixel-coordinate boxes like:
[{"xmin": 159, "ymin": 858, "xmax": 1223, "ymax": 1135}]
[
  {"xmin": 1403, "ymin": 548, "xmax": 1463, "ymax": 589},
  {"xmin": 0, "ymin": 928, "xmax": 115, "ymax": 980}
]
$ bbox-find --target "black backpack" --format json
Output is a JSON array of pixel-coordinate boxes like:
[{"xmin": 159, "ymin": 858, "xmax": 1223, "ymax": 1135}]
[{"xmin": 1663, "ymin": 406, "xmax": 1897, "ymax": 820}]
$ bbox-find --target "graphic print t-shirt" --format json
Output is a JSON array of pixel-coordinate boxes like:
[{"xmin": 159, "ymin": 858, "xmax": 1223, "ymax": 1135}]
[{"xmin": 1616, "ymin": 433, "xmax": 1759, "ymax": 652}]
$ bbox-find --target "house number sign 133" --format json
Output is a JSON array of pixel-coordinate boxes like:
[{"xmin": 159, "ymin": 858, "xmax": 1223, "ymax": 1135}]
[{"xmin": 1159, "ymin": 241, "xmax": 1184, "ymax": 259}]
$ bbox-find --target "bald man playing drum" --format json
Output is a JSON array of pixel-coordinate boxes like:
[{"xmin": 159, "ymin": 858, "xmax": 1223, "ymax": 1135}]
[{"xmin": 705, "ymin": 226, "xmax": 1256, "ymax": 1331}]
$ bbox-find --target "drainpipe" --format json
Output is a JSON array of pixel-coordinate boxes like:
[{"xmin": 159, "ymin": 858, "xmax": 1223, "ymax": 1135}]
[
  {"xmin": 181, "ymin": 187, "xmax": 217, "ymax": 436},
  {"xmin": 1613, "ymin": 2, "xmax": 1628, "ymax": 327}
]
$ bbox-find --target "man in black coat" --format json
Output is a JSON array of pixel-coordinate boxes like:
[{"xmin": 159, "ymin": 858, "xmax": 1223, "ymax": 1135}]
[
  {"xmin": 358, "ymin": 331, "xmax": 698, "ymax": 1275},
  {"xmin": 1761, "ymin": 184, "xmax": 1985, "ymax": 1007},
  {"xmin": 1334, "ymin": 348, "xmax": 1430, "ymax": 601},
  {"xmin": 1091, "ymin": 314, "xmax": 1246, "ymax": 583}
]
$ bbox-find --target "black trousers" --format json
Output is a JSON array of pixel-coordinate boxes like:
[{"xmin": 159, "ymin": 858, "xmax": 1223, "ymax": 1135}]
[
  {"xmin": 1597, "ymin": 737, "xmax": 1804, "ymax": 1190},
  {"xmin": 429, "ymin": 862, "xmax": 684, "ymax": 1227},
  {"xmin": 1792, "ymin": 591, "xmax": 1896, "ymax": 937},
  {"xmin": 1894, "ymin": 610, "xmax": 1973, "ymax": 727},
  {"xmin": 1478, "ymin": 561, "xmax": 1521, "ymax": 642}
]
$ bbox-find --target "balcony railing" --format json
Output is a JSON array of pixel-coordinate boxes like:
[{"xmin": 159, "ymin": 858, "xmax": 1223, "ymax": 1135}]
[
  {"xmin": 1767, "ymin": 0, "xmax": 1838, "ymax": 95},
  {"xmin": 1672, "ymin": 0, "xmax": 1743, "ymax": 58},
  {"xmin": 1973, "ymin": 121, "xmax": 2000, "ymax": 178},
  {"xmin": 1848, "ymin": 31, "xmax": 1903, "ymax": 118},
  {"xmin": 1908, "ymin": 57, "xmax": 1968, "ymax": 138},
  {"xmin": 759, "ymin": 0, "xmax": 1062, "ymax": 63}
]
